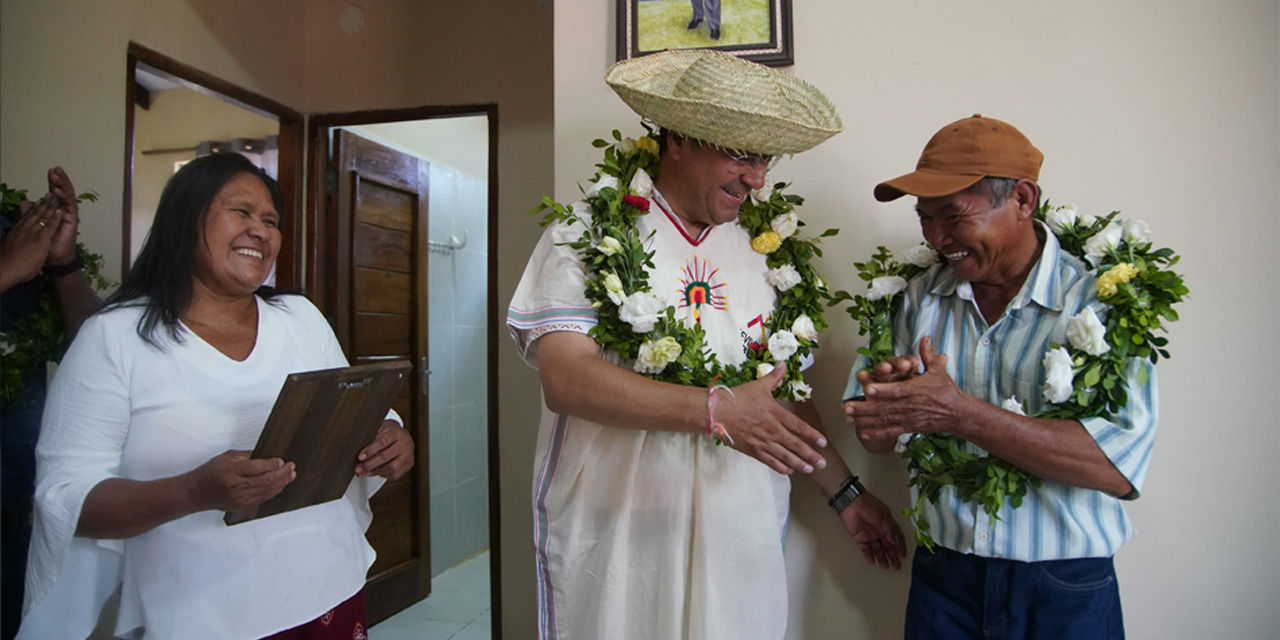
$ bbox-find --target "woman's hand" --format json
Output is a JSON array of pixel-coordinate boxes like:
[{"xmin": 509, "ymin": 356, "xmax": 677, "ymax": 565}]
[
  {"xmin": 182, "ymin": 450, "xmax": 296, "ymax": 512},
  {"xmin": 355, "ymin": 421, "xmax": 415, "ymax": 481}
]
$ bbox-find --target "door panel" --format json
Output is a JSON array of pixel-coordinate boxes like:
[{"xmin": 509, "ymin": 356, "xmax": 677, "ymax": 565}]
[{"xmin": 332, "ymin": 129, "xmax": 431, "ymax": 624}]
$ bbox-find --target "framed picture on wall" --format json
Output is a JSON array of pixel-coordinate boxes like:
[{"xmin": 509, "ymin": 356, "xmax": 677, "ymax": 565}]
[{"xmin": 616, "ymin": 0, "xmax": 794, "ymax": 67}]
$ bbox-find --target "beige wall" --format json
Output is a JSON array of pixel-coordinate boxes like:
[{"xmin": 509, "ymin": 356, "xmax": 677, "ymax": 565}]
[
  {"xmin": 554, "ymin": 1, "xmax": 1280, "ymax": 638},
  {"xmin": 0, "ymin": 0, "xmax": 307, "ymax": 277}
]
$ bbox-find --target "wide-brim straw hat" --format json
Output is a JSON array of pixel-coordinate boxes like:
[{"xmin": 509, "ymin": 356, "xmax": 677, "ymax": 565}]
[{"xmin": 605, "ymin": 50, "xmax": 843, "ymax": 157}]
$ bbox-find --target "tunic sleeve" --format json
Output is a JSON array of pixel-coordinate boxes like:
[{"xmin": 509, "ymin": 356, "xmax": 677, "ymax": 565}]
[
  {"xmin": 506, "ymin": 220, "xmax": 599, "ymax": 368},
  {"xmin": 21, "ymin": 312, "xmax": 131, "ymax": 638}
]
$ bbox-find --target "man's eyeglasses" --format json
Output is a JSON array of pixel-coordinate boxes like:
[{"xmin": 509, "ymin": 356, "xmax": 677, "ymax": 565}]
[
  {"xmin": 721, "ymin": 149, "xmax": 781, "ymax": 173},
  {"xmin": 686, "ymin": 136, "xmax": 779, "ymax": 173}
]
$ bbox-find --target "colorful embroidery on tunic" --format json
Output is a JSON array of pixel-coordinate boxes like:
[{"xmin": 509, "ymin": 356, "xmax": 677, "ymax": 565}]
[{"xmin": 678, "ymin": 255, "xmax": 728, "ymax": 323}]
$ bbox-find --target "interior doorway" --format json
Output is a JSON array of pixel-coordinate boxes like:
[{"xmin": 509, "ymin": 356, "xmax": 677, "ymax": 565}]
[
  {"xmin": 308, "ymin": 108, "xmax": 499, "ymax": 635},
  {"xmin": 123, "ymin": 42, "xmax": 302, "ymax": 285}
]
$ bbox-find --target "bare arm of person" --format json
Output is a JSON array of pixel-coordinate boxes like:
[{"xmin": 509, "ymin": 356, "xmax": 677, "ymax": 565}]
[
  {"xmin": 536, "ymin": 330, "xmax": 828, "ymax": 475},
  {"xmin": 76, "ymin": 451, "xmax": 295, "ymax": 539},
  {"xmin": 846, "ymin": 337, "xmax": 1133, "ymax": 497},
  {"xmin": 790, "ymin": 399, "xmax": 906, "ymax": 569},
  {"xmin": 44, "ymin": 166, "xmax": 102, "ymax": 338}
]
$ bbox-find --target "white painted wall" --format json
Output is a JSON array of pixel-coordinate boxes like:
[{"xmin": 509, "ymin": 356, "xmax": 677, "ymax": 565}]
[{"xmin": 553, "ymin": 1, "xmax": 1280, "ymax": 638}]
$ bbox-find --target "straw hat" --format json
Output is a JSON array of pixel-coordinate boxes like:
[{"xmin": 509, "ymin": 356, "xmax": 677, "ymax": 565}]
[{"xmin": 605, "ymin": 50, "xmax": 843, "ymax": 157}]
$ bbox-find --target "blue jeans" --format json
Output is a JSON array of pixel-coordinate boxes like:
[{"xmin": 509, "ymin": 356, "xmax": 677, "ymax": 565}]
[{"xmin": 905, "ymin": 546, "xmax": 1124, "ymax": 639}]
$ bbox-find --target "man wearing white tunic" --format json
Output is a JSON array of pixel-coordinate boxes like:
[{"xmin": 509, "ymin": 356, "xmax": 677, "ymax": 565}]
[{"xmin": 508, "ymin": 50, "xmax": 907, "ymax": 640}]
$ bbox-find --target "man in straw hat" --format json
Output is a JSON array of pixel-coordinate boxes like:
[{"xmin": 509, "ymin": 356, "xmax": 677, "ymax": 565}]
[
  {"xmin": 508, "ymin": 50, "xmax": 905, "ymax": 640},
  {"xmin": 843, "ymin": 115, "xmax": 1158, "ymax": 639}
]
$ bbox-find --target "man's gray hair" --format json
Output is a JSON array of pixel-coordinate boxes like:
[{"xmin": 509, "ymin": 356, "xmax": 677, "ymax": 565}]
[{"xmin": 967, "ymin": 177, "xmax": 1019, "ymax": 206}]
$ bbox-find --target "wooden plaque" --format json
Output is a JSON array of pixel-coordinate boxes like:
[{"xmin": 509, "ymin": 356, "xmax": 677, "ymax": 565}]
[{"xmin": 224, "ymin": 360, "xmax": 412, "ymax": 526}]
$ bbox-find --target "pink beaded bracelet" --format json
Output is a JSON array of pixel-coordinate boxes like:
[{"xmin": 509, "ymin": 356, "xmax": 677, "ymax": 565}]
[{"xmin": 705, "ymin": 376, "xmax": 735, "ymax": 446}]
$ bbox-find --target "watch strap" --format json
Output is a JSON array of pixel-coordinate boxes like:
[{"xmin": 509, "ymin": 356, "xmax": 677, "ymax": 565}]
[{"xmin": 828, "ymin": 475, "xmax": 866, "ymax": 514}]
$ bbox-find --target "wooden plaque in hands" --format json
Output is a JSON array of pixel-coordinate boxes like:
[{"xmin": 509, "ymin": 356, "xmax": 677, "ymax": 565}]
[{"xmin": 224, "ymin": 360, "xmax": 412, "ymax": 526}]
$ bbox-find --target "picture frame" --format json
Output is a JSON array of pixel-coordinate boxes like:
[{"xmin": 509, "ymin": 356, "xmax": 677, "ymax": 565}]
[{"xmin": 616, "ymin": 0, "xmax": 794, "ymax": 67}]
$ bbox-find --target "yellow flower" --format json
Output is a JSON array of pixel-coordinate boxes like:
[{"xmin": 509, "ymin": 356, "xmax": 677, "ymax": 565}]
[
  {"xmin": 751, "ymin": 231, "xmax": 783, "ymax": 254},
  {"xmin": 1097, "ymin": 262, "xmax": 1139, "ymax": 299},
  {"xmin": 636, "ymin": 136, "xmax": 660, "ymax": 157}
]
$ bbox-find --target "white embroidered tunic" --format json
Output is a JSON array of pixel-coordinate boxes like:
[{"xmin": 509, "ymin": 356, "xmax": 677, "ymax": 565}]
[{"xmin": 507, "ymin": 191, "xmax": 792, "ymax": 640}]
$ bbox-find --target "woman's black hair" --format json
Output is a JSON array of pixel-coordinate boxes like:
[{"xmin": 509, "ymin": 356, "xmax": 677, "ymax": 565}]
[{"xmin": 106, "ymin": 152, "xmax": 289, "ymax": 347}]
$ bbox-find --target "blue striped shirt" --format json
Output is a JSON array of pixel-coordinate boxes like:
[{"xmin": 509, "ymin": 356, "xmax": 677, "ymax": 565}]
[{"xmin": 843, "ymin": 225, "xmax": 1158, "ymax": 561}]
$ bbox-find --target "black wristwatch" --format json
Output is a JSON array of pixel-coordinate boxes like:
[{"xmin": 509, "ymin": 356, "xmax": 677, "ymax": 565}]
[
  {"xmin": 43, "ymin": 251, "xmax": 84, "ymax": 278},
  {"xmin": 828, "ymin": 475, "xmax": 866, "ymax": 514}
]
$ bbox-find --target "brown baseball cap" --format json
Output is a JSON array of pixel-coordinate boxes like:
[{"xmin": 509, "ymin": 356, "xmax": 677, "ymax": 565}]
[{"xmin": 873, "ymin": 114, "xmax": 1043, "ymax": 202}]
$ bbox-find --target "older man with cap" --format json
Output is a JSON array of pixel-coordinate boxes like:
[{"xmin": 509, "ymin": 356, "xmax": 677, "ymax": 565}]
[
  {"xmin": 508, "ymin": 50, "xmax": 906, "ymax": 640},
  {"xmin": 843, "ymin": 115, "xmax": 1158, "ymax": 639}
]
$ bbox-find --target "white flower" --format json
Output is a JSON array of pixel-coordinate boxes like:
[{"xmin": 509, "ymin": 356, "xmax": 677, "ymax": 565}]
[
  {"xmin": 1066, "ymin": 307, "xmax": 1110, "ymax": 356},
  {"xmin": 753, "ymin": 185, "xmax": 774, "ymax": 202},
  {"xmin": 1042, "ymin": 346, "xmax": 1075, "ymax": 404},
  {"xmin": 619, "ymin": 291, "xmax": 667, "ymax": 333},
  {"xmin": 770, "ymin": 212, "xmax": 800, "ymax": 239},
  {"xmin": 629, "ymin": 168, "xmax": 654, "ymax": 198},
  {"xmin": 1045, "ymin": 204, "xmax": 1079, "ymax": 234},
  {"xmin": 617, "ymin": 137, "xmax": 637, "ymax": 156},
  {"xmin": 602, "ymin": 271, "xmax": 626, "ymax": 305},
  {"xmin": 791, "ymin": 314, "xmax": 818, "ymax": 342},
  {"xmin": 765, "ymin": 264, "xmax": 802, "ymax": 292},
  {"xmin": 597, "ymin": 235, "xmax": 623, "ymax": 256},
  {"xmin": 866, "ymin": 275, "xmax": 908, "ymax": 301},
  {"xmin": 903, "ymin": 244, "xmax": 940, "ymax": 268},
  {"xmin": 790, "ymin": 380, "xmax": 812, "ymax": 400},
  {"xmin": 586, "ymin": 174, "xmax": 618, "ymax": 198},
  {"xmin": 1001, "ymin": 397, "xmax": 1026, "ymax": 416},
  {"xmin": 1083, "ymin": 222, "xmax": 1123, "ymax": 266},
  {"xmin": 1079, "ymin": 212, "xmax": 1098, "ymax": 227},
  {"xmin": 756, "ymin": 363, "xmax": 775, "ymax": 379},
  {"xmin": 768, "ymin": 330, "xmax": 799, "ymax": 361},
  {"xmin": 815, "ymin": 277, "xmax": 827, "ymax": 291},
  {"xmin": 1122, "ymin": 218, "xmax": 1151, "ymax": 247},
  {"xmin": 634, "ymin": 336, "xmax": 681, "ymax": 374}
]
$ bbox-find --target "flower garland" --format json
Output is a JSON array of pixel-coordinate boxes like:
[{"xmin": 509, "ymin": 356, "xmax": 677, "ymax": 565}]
[
  {"xmin": 0, "ymin": 183, "xmax": 114, "ymax": 408},
  {"xmin": 831, "ymin": 201, "xmax": 1188, "ymax": 549},
  {"xmin": 529, "ymin": 126, "xmax": 839, "ymax": 403}
]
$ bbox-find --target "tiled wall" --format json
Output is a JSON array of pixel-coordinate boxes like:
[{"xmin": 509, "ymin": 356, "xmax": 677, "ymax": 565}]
[{"xmin": 426, "ymin": 162, "xmax": 489, "ymax": 576}]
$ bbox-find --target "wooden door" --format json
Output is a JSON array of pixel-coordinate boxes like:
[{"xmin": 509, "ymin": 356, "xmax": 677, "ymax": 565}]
[{"xmin": 331, "ymin": 129, "xmax": 431, "ymax": 623}]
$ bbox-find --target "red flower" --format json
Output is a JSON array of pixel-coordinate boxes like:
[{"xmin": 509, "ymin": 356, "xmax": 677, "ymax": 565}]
[{"xmin": 622, "ymin": 194, "xmax": 650, "ymax": 212}]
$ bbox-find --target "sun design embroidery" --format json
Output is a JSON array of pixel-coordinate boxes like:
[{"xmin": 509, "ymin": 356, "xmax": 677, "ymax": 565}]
[{"xmin": 678, "ymin": 255, "xmax": 728, "ymax": 323}]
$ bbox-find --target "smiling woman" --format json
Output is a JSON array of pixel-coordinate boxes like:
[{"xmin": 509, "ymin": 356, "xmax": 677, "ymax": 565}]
[{"xmin": 18, "ymin": 153, "xmax": 416, "ymax": 640}]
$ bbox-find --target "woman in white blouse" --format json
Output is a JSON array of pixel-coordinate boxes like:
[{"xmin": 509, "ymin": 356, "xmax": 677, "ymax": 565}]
[{"xmin": 19, "ymin": 153, "xmax": 414, "ymax": 640}]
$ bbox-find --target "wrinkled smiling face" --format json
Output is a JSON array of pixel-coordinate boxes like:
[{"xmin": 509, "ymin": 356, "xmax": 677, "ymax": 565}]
[
  {"xmin": 669, "ymin": 137, "xmax": 769, "ymax": 229},
  {"xmin": 193, "ymin": 172, "xmax": 281, "ymax": 298},
  {"xmin": 915, "ymin": 188, "xmax": 1028, "ymax": 287}
]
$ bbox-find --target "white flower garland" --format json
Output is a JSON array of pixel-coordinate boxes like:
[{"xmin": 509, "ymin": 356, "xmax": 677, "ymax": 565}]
[
  {"xmin": 530, "ymin": 128, "xmax": 839, "ymax": 399},
  {"xmin": 834, "ymin": 201, "xmax": 1188, "ymax": 549}
]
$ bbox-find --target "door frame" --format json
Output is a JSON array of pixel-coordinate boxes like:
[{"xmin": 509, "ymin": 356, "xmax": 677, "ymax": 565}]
[
  {"xmin": 306, "ymin": 106, "xmax": 502, "ymax": 636},
  {"xmin": 122, "ymin": 42, "xmax": 304, "ymax": 285}
]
